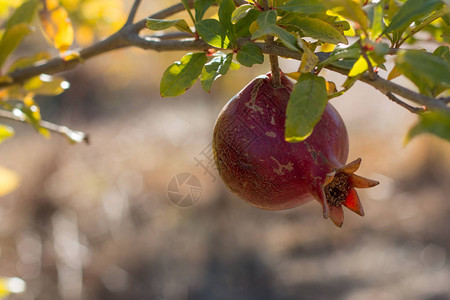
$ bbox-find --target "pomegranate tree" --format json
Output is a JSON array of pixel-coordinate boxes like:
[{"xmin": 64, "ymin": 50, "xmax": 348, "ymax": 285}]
[{"xmin": 213, "ymin": 73, "xmax": 379, "ymax": 227}]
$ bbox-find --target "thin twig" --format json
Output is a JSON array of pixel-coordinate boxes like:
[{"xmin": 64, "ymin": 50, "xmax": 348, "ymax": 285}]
[
  {"xmin": 359, "ymin": 40, "xmax": 376, "ymax": 81},
  {"xmin": 262, "ymin": 0, "xmax": 281, "ymax": 87},
  {"xmin": 438, "ymin": 96, "xmax": 450, "ymax": 104},
  {"xmin": 125, "ymin": 0, "xmax": 142, "ymax": 25},
  {"xmin": 385, "ymin": 92, "xmax": 424, "ymax": 114},
  {"xmin": 324, "ymin": 63, "xmax": 449, "ymax": 112},
  {"xmin": 0, "ymin": 109, "xmax": 89, "ymax": 144}
]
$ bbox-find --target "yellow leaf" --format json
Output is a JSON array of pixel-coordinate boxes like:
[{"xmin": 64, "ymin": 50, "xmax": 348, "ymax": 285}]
[
  {"xmin": 39, "ymin": 1, "xmax": 74, "ymax": 53},
  {"xmin": 0, "ymin": 76, "xmax": 13, "ymax": 84},
  {"xmin": 326, "ymin": 0, "xmax": 368, "ymax": 31},
  {"xmin": 23, "ymin": 93, "xmax": 35, "ymax": 107},
  {"xmin": 249, "ymin": 20, "xmax": 259, "ymax": 35},
  {"xmin": 321, "ymin": 43, "xmax": 336, "ymax": 52},
  {"xmin": 0, "ymin": 125, "xmax": 14, "ymax": 144},
  {"xmin": 348, "ymin": 55, "xmax": 367, "ymax": 77},
  {"xmin": 0, "ymin": 166, "xmax": 20, "ymax": 197},
  {"xmin": 0, "ymin": 23, "xmax": 32, "ymax": 68},
  {"xmin": 348, "ymin": 55, "xmax": 377, "ymax": 77},
  {"xmin": 285, "ymin": 72, "xmax": 300, "ymax": 80},
  {"xmin": 0, "ymin": 89, "xmax": 8, "ymax": 100},
  {"xmin": 326, "ymin": 81, "xmax": 337, "ymax": 95},
  {"xmin": 75, "ymin": 24, "xmax": 94, "ymax": 47},
  {"xmin": 46, "ymin": 0, "xmax": 59, "ymax": 10},
  {"xmin": 387, "ymin": 65, "xmax": 402, "ymax": 80},
  {"xmin": 298, "ymin": 39, "xmax": 319, "ymax": 73},
  {"xmin": 38, "ymin": 127, "xmax": 51, "ymax": 139},
  {"xmin": 23, "ymin": 74, "xmax": 69, "ymax": 96},
  {"xmin": 61, "ymin": 50, "xmax": 81, "ymax": 62}
]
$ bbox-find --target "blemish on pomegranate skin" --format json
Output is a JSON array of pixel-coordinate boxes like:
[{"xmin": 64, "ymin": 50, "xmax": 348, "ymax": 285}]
[
  {"xmin": 304, "ymin": 142, "xmax": 318, "ymax": 164},
  {"xmin": 270, "ymin": 116, "xmax": 276, "ymax": 125},
  {"xmin": 265, "ymin": 131, "xmax": 276, "ymax": 137},
  {"xmin": 270, "ymin": 156, "xmax": 294, "ymax": 175},
  {"xmin": 246, "ymin": 79, "xmax": 265, "ymax": 114}
]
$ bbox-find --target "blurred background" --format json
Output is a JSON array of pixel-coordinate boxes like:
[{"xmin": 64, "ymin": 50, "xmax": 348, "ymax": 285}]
[{"xmin": 0, "ymin": 1, "xmax": 449, "ymax": 299}]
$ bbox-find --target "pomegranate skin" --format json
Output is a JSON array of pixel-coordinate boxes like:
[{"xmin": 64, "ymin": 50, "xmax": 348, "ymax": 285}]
[{"xmin": 213, "ymin": 73, "xmax": 349, "ymax": 211}]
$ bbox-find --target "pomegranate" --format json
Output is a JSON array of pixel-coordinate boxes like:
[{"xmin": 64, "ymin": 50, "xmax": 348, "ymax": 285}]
[{"xmin": 213, "ymin": 73, "xmax": 379, "ymax": 227}]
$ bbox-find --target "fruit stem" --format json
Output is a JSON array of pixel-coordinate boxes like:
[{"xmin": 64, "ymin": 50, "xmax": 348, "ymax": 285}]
[{"xmin": 261, "ymin": 0, "xmax": 281, "ymax": 88}]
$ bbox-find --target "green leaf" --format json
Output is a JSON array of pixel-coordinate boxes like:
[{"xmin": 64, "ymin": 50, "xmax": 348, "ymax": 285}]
[
  {"xmin": 201, "ymin": 53, "xmax": 233, "ymax": 92},
  {"xmin": 384, "ymin": 0, "xmax": 442, "ymax": 34},
  {"xmin": 146, "ymin": 18, "xmax": 193, "ymax": 34},
  {"xmin": 23, "ymin": 74, "xmax": 70, "ymax": 96},
  {"xmin": 395, "ymin": 49, "xmax": 450, "ymax": 96},
  {"xmin": 231, "ymin": 4, "xmax": 254, "ymax": 24},
  {"xmin": 160, "ymin": 53, "xmax": 207, "ymax": 97},
  {"xmin": 342, "ymin": 73, "xmax": 361, "ymax": 90},
  {"xmin": 0, "ymin": 125, "xmax": 14, "ymax": 144},
  {"xmin": 236, "ymin": 44, "xmax": 264, "ymax": 67},
  {"xmin": 252, "ymin": 10, "xmax": 299, "ymax": 51},
  {"xmin": 0, "ymin": 24, "xmax": 32, "ymax": 68},
  {"xmin": 181, "ymin": 0, "xmax": 196, "ymax": 25},
  {"xmin": 406, "ymin": 110, "xmax": 450, "ymax": 143},
  {"xmin": 278, "ymin": 14, "xmax": 348, "ymax": 44},
  {"xmin": 235, "ymin": 9, "xmax": 260, "ymax": 37},
  {"xmin": 194, "ymin": 0, "xmax": 216, "ymax": 21},
  {"xmin": 267, "ymin": 25, "xmax": 299, "ymax": 51},
  {"xmin": 219, "ymin": 0, "xmax": 237, "ymax": 47},
  {"xmin": 5, "ymin": 0, "xmax": 38, "ymax": 30},
  {"xmin": 433, "ymin": 45, "xmax": 450, "ymax": 62},
  {"xmin": 364, "ymin": 1, "xmax": 384, "ymax": 38},
  {"xmin": 285, "ymin": 73, "xmax": 328, "ymax": 142},
  {"xmin": 278, "ymin": 0, "xmax": 326, "ymax": 13},
  {"xmin": 370, "ymin": 42, "xmax": 390, "ymax": 65},
  {"xmin": 325, "ymin": 0, "xmax": 369, "ymax": 30},
  {"xmin": 318, "ymin": 41, "xmax": 360, "ymax": 68},
  {"xmin": 254, "ymin": 8, "xmax": 277, "ymax": 27},
  {"xmin": 329, "ymin": 59, "xmax": 357, "ymax": 70},
  {"xmin": 387, "ymin": 0, "xmax": 399, "ymax": 21},
  {"xmin": 196, "ymin": 19, "xmax": 230, "ymax": 48}
]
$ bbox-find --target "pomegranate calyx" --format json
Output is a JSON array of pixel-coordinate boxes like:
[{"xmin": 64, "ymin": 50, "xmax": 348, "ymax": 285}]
[
  {"xmin": 340, "ymin": 157, "xmax": 361, "ymax": 174},
  {"xmin": 322, "ymin": 158, "xmax": 379, "ymax": 227}
]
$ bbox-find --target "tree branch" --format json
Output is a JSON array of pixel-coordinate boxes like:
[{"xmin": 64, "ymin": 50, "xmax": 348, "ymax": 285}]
[
  {"xmin": 0, "ymin": 1, "xmax": 448, "ymax": 114},
  {"xmin": 439, "ymin": 96, "xmax": 450, "ymax": 104},
  {"xmin": 125, "ymin": 0, "xmax": 142, "ymax": 25},
  {"xmin": 0, "ymin": 109, "xmax": 89, "ymax": 144},
  {"xmin": 385, "ymin": 92, "xmax": 424, "ymax": 114},
  {"xmin": 0, "ymin": 1, "xmax": 189, "ymax": 89}
]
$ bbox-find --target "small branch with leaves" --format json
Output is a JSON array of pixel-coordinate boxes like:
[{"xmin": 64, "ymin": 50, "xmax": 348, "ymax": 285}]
[
  {"xmin": 0, "ymin": 0, "xmax": 449, "ymax": 145},
  {"xmin": 0, "ymin": 109, "xmax": 89, "ymax": 144}
]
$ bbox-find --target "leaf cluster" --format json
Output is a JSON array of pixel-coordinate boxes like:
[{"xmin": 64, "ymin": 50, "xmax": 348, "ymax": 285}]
[
  {"xmin": 145, "ymin": 0, "xmax": 450, "ymax": 143},
  {"xmin": 0, "ymin": 0, "xmax": 449, "ymax": 146}
]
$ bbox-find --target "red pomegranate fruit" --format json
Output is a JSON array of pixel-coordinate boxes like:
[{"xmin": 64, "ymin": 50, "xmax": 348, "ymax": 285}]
[{"xmin": 212, "ymin": 73, "xmax": 379, "ymax": 227}]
